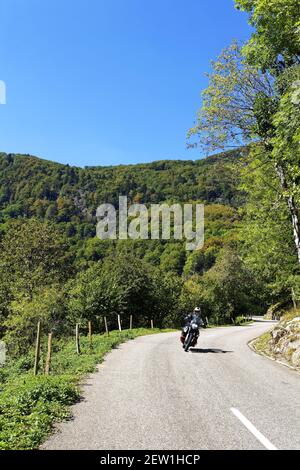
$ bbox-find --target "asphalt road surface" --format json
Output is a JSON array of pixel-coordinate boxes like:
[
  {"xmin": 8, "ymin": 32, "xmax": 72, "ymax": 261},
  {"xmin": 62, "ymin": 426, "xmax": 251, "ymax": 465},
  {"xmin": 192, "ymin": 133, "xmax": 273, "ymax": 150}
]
[{"xmin": 43, "ymin": 322, "xmax": 300, "ymax": 450}]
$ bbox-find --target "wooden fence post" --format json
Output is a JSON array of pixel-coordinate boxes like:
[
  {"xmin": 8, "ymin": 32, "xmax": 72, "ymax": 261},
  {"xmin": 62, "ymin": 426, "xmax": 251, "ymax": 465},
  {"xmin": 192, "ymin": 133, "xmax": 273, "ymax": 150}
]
[
  {"xmin": 151, "ymin": 319, "xmax": 154, "ymax": 329},
  {"xmin": 88, "ymin": 321, "xmax": 92, "ymax": 349},
  {"xmin": 104, "ymin": 316, "xmax": 109, "ymax": 336},
  {"xmin": 206, "ymin": 316, "xmax": 209, "ymax": 326},
  {"xmin": 292, "ymin": 288, "xmax": 297, "ymax": 309},
  {"xmin": 130, "ymin": 315, "xmax": 133, "ymax": 330},
  {"xmin": 117, "ymin": 315, "xmax": 122, "ymax": 332},
  {"xmin": 75, "ymin": 323, "xmax": 80, "ymax": 354},
  {"xmin": 45, "ymin": 332, "xmax": 53, "ymax": 375},
  {"xmin": 33, "ymin": 321, "xmax": 41, "ymax": 376}
]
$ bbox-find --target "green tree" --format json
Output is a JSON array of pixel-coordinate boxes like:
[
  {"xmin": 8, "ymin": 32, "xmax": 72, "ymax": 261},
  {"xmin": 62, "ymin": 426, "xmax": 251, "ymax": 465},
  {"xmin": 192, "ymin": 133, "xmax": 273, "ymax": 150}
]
[
  {"xmin": 234, "ymin": 0, "xmax": 300, "ymax": 261},
  {"xmin": 201, "ymin": 248, "xmax": 259, "ymax": 322},
  {"xmin": 239, "ymin": 151, "xmax": 298, "ymax": 306},
  {"xmin": 272, "ymin": 68, "xmax": 300, "ymax": 261},
  {"xmin": 4, "ymin": 286, "xmax": 68, "ymax": 356},
  {"xmin": 0, "ymin": 219, "xmax": 71, "ymax": 300},
  {"xmin": 235, "ymin": 0, "xmax": 300, "ymax": 72},
  {"xmin": 178, "ymin": 275, "xmax": 203, "ymax": 318},
  {"xmin": 67, "ymin": 260, "xmax": 125, "ymax": 327},
  {"xmin": 160, "ymin": 244, "xmax": 186, "ymax": 275},
  {"xmin": 187, "ymin": 43, "xmax": 275, "ymax": 152},
  {"xmin": 68, "ymin": 254, "xmax": 181, "ymax": 329},
  {"xmin": 188, "ymin": 42, "xmax": 300, "ymax": 263}
]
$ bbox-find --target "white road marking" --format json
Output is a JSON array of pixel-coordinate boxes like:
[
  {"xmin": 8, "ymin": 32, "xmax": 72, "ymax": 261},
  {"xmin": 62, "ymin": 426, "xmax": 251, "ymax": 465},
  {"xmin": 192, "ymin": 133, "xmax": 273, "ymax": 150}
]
[{"xmin": 230, "ymin": 408, "xmax": 278, "ymax": 450}]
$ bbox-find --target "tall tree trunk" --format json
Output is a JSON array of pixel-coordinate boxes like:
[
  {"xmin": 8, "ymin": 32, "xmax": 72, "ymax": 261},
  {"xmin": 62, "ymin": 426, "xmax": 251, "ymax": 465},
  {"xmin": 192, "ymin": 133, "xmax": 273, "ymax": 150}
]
[{"xmin": 275, "ymin": 163, "xmax": 300, "ymax": 263}]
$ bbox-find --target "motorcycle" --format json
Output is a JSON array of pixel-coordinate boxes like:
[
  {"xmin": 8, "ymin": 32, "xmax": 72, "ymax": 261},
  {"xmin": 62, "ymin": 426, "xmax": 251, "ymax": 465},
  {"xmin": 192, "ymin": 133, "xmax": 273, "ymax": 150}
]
[{"xmin": 181, "ymin": 321, "xmax": 199, "ymax": 352}]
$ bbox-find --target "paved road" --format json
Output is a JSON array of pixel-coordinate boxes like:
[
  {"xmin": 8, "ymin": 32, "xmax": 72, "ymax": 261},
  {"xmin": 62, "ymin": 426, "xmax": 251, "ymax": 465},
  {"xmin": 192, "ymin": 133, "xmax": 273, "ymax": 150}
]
[{"xmin": 43, "ymin": 322, "xmax": 300, "ymax": 450}]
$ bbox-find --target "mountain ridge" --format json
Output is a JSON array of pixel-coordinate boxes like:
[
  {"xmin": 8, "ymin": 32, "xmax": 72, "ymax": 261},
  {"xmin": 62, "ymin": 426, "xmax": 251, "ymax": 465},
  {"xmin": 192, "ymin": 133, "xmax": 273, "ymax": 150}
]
[{"xmin": 0, "ymin": 147, "xmax": 244, "ymax": 170}]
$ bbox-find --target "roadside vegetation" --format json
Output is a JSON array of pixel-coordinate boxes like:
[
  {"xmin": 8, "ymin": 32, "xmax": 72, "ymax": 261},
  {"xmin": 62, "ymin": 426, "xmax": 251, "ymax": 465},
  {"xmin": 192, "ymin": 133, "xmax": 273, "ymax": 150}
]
[
  {"xmin": 252, "ymin": 309, "xmax": 300, "ymax": 370},
  {"xmin": 0, "ymin": 328, "xmax": 171, "ymax": 450}
]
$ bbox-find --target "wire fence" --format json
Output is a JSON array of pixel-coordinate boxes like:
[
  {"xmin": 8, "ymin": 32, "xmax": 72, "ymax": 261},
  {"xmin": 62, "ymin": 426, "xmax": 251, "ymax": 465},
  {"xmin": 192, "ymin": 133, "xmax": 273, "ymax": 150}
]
[{"xmin": 32, "ymin": 314, "xmax": 156, "ymax": 376}]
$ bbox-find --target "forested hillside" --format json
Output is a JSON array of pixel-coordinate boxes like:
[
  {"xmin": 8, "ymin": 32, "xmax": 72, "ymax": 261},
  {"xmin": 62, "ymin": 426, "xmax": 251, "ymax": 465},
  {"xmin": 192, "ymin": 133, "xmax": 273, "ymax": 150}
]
[
  {"xmin": 0, "ymin": 139, "xmax": 298, "ymax": 356},
  {"xmin": 0, "ymin": 148, "xmax": 245, "ymax": 268},
  {"xmin": 0, "ymin": 148, "xmax": 251, "ymax": 351},
  {"xmin": 0, "ymin": 147, "xmax": 244, "ymax": 218}
]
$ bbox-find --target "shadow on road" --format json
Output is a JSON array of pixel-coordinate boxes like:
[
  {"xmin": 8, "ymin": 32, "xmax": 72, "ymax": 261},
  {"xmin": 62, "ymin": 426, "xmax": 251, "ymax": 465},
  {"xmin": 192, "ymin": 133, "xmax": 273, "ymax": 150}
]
[{"xmin": 190, "ymin": 348, "xmax": 233, "ymax": 354}]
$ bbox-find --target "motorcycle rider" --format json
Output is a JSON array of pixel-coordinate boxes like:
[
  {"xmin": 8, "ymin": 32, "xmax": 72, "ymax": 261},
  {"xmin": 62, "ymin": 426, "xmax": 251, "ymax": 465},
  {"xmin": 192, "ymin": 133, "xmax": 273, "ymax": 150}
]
[{"xmin": 180, "ymin": 306, "xmax": 204, "ymax": 346}]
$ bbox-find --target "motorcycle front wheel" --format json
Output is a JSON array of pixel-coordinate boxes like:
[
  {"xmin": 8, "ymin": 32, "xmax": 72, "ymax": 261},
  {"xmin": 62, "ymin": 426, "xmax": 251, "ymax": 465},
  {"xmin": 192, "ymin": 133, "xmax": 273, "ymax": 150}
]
[{"xmin": 184, "ymin": 333, "xmax": 193, "ymax": 352}]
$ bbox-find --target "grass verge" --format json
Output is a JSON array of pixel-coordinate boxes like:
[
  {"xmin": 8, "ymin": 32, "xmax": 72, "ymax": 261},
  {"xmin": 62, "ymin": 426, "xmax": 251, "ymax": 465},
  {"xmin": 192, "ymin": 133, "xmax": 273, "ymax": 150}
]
[
  {"xmin": 251, "ymin": 331, "xmax": 273, "ymax": 356},
  {"xmin": 0, "ymin": 328, "xmax": 173, "ymax": 450},
  {"xmin": 251, "ymin": 309, "xmax": 300, "ymax": 370}
]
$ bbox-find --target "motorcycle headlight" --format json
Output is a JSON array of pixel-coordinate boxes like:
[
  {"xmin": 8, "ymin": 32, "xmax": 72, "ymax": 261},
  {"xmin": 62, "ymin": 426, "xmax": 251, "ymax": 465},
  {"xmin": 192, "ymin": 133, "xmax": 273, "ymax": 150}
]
[{"xmin": 192, "ymin": 323, "xmax": 198, "ymax": 330}]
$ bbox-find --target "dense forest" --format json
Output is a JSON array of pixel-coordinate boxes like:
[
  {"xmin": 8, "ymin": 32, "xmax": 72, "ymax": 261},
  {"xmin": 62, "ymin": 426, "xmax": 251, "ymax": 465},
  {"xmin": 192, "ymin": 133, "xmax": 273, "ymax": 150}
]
[
  {"xmin": 0, "ymin": 148, "xmax": 248, "ymax": 351},
  {"xmin": 0, "ymin": 140, "xmax": 298, "ymax": 357}
]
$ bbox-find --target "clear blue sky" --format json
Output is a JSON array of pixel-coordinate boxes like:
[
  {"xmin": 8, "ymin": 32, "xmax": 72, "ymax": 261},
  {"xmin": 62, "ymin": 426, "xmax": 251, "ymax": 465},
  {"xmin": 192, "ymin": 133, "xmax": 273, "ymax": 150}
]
[{"xmin": 0, "ymin": 0, "xmax": 250, "ymax": 167}]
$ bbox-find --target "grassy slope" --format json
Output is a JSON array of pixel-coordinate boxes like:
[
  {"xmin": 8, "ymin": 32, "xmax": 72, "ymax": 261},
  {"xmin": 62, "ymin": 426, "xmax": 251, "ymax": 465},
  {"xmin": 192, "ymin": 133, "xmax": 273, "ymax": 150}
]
[
  {"xmin": 0, "ymin": 328, "xmax": 174, "ymax": 450},
  {"xmin": 252, "ymin": 309, "xmax": 300, "ymax": 369}
]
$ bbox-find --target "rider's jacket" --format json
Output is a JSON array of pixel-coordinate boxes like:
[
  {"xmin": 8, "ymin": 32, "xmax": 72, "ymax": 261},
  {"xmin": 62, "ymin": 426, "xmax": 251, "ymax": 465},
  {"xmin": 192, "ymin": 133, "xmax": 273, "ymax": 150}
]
[{"xmin": 183, "ymin": 313, "xmax": 202, "ymax": 327}]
